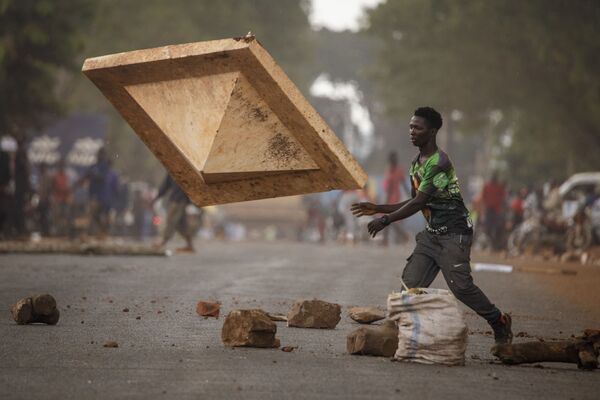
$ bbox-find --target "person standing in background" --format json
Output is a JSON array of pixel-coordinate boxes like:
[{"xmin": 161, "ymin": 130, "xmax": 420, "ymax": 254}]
[
  {"xmin": 0, "ymin": 145, "xmax": 11, "ymax": 238},
  {"xmin": 51, "ymin": 159, "xmax": 72, "ymax": 237},
  {"xmin": 36, "ymin": 163, "xmax": 52, "ymax": 237},
  {"xmin": 481, "ymin": 172, "xmax": 506, "ymax": 250},
  {"xmin": 153, "ymin": 173, "xmax": 195, "ymax": 252},
  {"xmin": 78, "ymin": 147, "xmax": 119, "ymax": 239},
  {"xmin": 382, "ymin": 151, "xmax": 408, "ymax": 246},
  {"xmin": 13, "ymin": 137, "xmax": 32, "ymax": 239}
]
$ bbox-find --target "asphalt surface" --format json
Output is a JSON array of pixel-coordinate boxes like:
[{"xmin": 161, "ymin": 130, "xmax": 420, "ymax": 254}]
[{"xmin": 1, "ymin": 241, "xmax": 599, "ymax": 400}]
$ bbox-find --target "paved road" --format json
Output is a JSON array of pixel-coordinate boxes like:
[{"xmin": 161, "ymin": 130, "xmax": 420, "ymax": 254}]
[{"xmin": 1, "ymin": 241, "xmax": 598, "ymax": 399}]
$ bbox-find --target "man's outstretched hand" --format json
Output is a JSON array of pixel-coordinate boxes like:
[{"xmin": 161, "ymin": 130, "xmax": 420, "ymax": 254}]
[
  {"xmin": 351, "ymin": 202, "xmax": 377, "ymax": 217},
  {"xmin": 367, "ymin": 217, "xmax": 387, "ymax": 238}
]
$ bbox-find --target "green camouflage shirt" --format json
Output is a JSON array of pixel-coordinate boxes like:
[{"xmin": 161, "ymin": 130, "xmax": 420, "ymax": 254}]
[{"xmin": 409, "ymin": 150, "xmax": 472, "ymax": 234}]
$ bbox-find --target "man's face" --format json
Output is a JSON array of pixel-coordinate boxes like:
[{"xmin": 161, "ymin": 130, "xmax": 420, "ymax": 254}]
[{"xmin": 409, "ymin": 116, "xmax": 435, "ymax": 147}]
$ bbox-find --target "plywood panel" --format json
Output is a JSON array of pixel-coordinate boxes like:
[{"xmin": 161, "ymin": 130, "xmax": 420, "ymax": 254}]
[
  {"xmin": 203, "ymin": 73, "xmax": 318, "ymax": 179},
  {"xmin": 82, "ymin": 37, "xmax": 367, "ymax": 207},
  {"xmin": 125, "ymin": 72, "xmax": 238, "ymax": 171}
]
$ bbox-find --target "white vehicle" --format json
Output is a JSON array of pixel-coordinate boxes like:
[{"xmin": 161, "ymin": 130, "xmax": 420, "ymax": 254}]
[
  {"xmin": 559, "ymin": 172, "xmax": 600, "ymax": 240},
  {"xmin": 508, "ymin": 172, "xmax": 600, "ymax": 255}
]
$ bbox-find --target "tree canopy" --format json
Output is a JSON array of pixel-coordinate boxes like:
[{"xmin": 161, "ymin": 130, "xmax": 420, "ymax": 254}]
[
  {"xmin": 0, "ymin": 0, "xmax": 93, "ymax": 139},
  {"xmin": 367, "ymin": 0, "xmax": 600, "ymax": 184},
  {"xmin": 64, "ymin": 0, "xmax": 315, "ymax": 181},
  {"xmin": 1, "ymin": 1, "xmax": 314, "ymax": 182}
]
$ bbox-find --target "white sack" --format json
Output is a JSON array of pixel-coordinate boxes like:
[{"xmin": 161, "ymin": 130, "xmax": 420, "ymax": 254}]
[{"xmin": 387, "ymin": 288, "xmax": 468, "ymax": 366}]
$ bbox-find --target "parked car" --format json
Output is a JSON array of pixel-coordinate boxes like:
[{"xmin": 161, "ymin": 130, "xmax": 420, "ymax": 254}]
[{"xmin": 559, "ymin": 172, "xmax": 600, "ymax": 241}]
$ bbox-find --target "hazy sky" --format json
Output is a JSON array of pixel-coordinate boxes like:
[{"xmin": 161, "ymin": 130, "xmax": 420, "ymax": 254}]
[{"xmin": 310, "ymin": 0, "xmax": 384, "ymax": 32}]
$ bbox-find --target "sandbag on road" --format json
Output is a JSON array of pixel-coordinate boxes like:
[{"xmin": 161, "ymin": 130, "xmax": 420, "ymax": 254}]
[{"xmin": 388, "ymin": 288, "xmax": 468, "ymax": 366}]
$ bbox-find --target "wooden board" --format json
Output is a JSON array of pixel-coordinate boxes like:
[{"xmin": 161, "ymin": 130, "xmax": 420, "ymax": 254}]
[
  {"xmin": 0, "ymin": 241, "xmax": 167, "ymax": 256},
  {"xmin": 82, "ymin": 36, "xmax": 367, "ymax": 206}
]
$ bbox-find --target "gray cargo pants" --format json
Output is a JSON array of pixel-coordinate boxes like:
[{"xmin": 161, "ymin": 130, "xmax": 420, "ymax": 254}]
[{"xmin": 402, "ymin": 230, "xmax": 501, "ymax": 324}]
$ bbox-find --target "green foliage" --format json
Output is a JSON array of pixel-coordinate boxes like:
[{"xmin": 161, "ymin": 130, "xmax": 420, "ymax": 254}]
[
  {"xmin": 0, "ymin": 1, "xmax": 313, "ymax": 183},
  {"xmin": 62, "ymin": 0, "xmax": 315, "ymax": 182},
  {"xmin": 366, "ymin": 0, "xmax": 600, "ymax": 184},
  {"xmin": 0, "ymin": 0, "xmax": 93, "ymax": 138}
]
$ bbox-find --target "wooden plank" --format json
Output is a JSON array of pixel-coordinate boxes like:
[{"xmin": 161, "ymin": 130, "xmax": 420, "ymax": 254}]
[{"xmin": 82, "ymin": 37, "xmax": 367, "ymax": 207}]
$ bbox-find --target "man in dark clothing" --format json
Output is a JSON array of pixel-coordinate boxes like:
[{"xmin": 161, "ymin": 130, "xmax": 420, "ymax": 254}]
[
  {"xmin": 78, "ymin": 147, "xmax": 119, "ymax": 239},
  {"xmin": 13, "ymin": 138, "xmax": 32, "ymax": 238},
  {"xmin": 153, "ymin": 174, "xmax": 195, "ymax": 252},
  {"xmin": 351, "ymin": 106, "xmax": 513, "ymax": 346},
  {"xmin": 0, "ymin": 147, "xmax": 11, "ymax": 237},
  {"xmin": 36, "ymin": 163, "xmax": 52, "ymax": 237}
]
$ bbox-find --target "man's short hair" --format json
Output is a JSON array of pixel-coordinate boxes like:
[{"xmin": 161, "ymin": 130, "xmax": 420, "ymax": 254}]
[{"xmin": 414, "ymin": 107, "xmax": 443, "ymax": 130}]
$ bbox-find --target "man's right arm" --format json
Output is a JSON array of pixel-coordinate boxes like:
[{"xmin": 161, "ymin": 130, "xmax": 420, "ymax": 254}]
[
  {"xmin": 351, "ymin": 198, "xmax": 412, "ymax": 217},
  {"xmin": 374, "ymin": 199, "xmax": 411, "ymax": 214}
]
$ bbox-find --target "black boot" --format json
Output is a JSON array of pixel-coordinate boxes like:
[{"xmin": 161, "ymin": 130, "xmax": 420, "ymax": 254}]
[{"xmin": 490, "ymin": 313, "xmax": 513, "ymax": 345}]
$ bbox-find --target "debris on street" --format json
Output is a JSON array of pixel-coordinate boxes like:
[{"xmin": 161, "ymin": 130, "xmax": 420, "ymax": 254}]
[
  {"xmin": 347, "ymin": 320, "xmax": 399, "ymax": 357},
  {"xmin": 196, "ymin": 301, "xmax": 220, "ymax": 319},
  {"xmin": 221, "ymin": 309, "xmax": 280, "ymax": 348},
  {"xmin": 473, "ymin": 263, "xmax": 513, "ymax": 273},
  {"xmin": 11, "ymin": 294, "xmax": 60, "ymax": 325},
  {"xmin": 287, "ymin": 299, "xmax": 341, "ymax": 329},
  {"xmin": 347, "ymin": 306, "xmax": 386, "ymax": 324},
  {"xmin": 0, "ymin": 241, "xmax": 167, "ymax": 256},
  {"xmin": 493, "ymin": 329, "xmax": 600, "ymax": 370},
  {"xmin": 103, "ymin": 341, "xmax": 119, "ymax": 348},
  {"xmin": 266, "ymin": 312, "xmax": 288, "ymax": 322},
  {"xmin": 473, "ymin": 262, "xmax": 578, "ymax": 276}
]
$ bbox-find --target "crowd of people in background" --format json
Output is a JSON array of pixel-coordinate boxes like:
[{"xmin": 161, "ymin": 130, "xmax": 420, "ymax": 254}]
[
  {"xmin": 0, "ymin": 144, "xmax": 158, "ymax": 242},
  {"xmin": 300, "ymin": 151, "xmax": 600, "ymax": 252},
  {"xmin": 1, "ymin": 140, "xmax": 598, "ymax": 254},
  {"xmin": 299, "ymin": 151, "xmax": 411, "ymax": 245},
  {"xmin": 473, "ymin": 174, "xmax": 600, "ymax": 253}
]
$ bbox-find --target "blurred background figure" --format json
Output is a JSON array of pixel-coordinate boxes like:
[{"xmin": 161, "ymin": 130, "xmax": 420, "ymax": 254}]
[
  {"xmin": 13, "ymin": 138, "xmax": 32, "ymax": 240},
  {"xmin": 153, "ymin": 173, "xmax": 196, "ymax": 252},
  {"xmin": 481, "ymin": 172, "xmax": 506, "ymax": 251},
  {"xmin": 112, "ymin": 178, "xmax": 131, "ymax": 236},
  {"xmin": 131, "ymin": 185, "xmax": 153, "ymax": 242},
  {"xmin": 381, "ymin": 151, "xmax": 408, "ymax": 246},
  {"xmin": 506, "ymin": 187, "xmax": 527, "ymax": 233},
  {"xmin": 300, "ymin": 193, "xmax": 326, "ymax": 243},
  {"xmin": 523, "ymin": 184, "xmax": 542, "ymax": 220},
  {"xmin": 77, "ymin": 147, "xmax": 119, "ymax": 240},
  {"xmin": 338, "ymin": 186, "xmax": 372, "ymax": 244},
  {"xmin": 51, "ymin": 159, "xmax": 72, "ymax": 237},
  {"xmin": 35, "ymin": 163, "xmax": 52, "ymax": 237},
  {"xmin": 0, "ymin": 143, "xmax": 11, "ymax": 238},
  {"xmin": 543, "ymin": 179, "xmax": 562, "ymax": 219}
]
